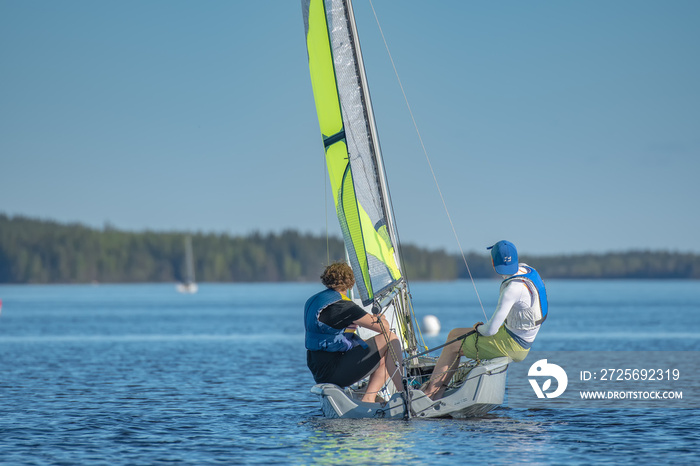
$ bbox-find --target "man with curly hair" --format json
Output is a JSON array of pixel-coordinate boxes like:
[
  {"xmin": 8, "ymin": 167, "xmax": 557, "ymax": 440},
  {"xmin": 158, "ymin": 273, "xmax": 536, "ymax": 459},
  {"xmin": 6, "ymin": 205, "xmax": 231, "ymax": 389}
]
[{"xmin": 304, "ymin": 262, "xmax": 403, "ymax": 403}]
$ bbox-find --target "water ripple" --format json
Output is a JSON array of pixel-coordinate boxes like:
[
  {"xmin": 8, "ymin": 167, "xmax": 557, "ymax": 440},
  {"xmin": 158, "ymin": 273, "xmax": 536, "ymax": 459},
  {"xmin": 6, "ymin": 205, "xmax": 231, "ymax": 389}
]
[{"xmin": 0, "ymin": 283, "xmax": 698, "ymax": 464}]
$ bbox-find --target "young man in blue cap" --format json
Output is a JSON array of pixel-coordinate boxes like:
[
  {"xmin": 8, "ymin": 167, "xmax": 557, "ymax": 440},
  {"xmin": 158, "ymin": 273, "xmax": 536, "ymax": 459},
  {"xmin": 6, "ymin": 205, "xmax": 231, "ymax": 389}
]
[{"xmin": 422, "ymin": 240, "xmax": 548, "ymax": 400}]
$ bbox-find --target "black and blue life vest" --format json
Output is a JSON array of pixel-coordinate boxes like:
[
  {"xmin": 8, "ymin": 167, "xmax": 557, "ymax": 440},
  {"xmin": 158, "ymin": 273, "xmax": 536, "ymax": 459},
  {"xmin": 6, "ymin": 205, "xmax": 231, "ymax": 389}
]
[{"xmin": 304, "ymin": 288, "xmax": 367, "ymax": 352}]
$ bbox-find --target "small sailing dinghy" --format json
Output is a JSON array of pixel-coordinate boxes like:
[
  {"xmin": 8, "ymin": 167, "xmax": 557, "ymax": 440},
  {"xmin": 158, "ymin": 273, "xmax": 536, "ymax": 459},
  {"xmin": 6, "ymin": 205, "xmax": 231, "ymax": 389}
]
[
  {"xmin": 176, "ymin": 235, "xmax": 198, "ymax": 294},
  {"xmin": 301, "ymin": 0, "xmax": 509, "ymax": 419}
]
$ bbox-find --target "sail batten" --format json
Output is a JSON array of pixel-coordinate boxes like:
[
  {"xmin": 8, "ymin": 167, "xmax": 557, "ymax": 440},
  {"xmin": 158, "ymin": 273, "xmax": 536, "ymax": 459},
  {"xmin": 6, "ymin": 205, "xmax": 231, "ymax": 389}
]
[{"xmin": 303, "ymin": 0, "xmax": 403, "ymax": 306}]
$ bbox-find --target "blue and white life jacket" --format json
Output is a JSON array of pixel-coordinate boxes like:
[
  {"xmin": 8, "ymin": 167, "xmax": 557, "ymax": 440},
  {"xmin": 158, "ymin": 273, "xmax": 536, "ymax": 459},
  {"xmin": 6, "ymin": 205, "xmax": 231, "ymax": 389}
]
[
  {"xmin": 502, "ymin": 264, "xmax": 548, "ymax": 330},
  {"xmin": 304, "ymin": 288, "xmax": 367, "ymax": 352}
]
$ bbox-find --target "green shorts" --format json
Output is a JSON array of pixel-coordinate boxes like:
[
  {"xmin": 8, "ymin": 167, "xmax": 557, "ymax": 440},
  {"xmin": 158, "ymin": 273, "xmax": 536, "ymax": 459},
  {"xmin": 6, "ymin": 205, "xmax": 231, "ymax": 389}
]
[{"xmin": 461, "ymin": 325, "xmax": 529, "ymax": 362}]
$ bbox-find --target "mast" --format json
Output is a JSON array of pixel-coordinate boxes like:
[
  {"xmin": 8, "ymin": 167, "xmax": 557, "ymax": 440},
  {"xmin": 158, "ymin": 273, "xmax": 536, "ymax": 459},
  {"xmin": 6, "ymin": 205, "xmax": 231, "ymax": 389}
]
[{"xmin": 184, "ymin": 235, "xmax": 195, "ymax": 284}]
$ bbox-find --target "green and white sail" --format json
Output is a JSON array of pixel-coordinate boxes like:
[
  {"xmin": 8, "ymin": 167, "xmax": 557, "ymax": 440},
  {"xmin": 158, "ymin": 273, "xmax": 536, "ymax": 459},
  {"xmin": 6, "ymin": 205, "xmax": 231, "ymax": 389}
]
[{"xmin": 302, "ymin": 0, "xmax": 403, "ymax": 307}]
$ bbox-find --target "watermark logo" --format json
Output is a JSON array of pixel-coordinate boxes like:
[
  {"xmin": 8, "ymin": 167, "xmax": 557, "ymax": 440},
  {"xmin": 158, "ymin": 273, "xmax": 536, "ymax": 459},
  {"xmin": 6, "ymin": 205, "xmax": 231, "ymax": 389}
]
[{"xmin": 528, "ymin": 359, "xmax": 568, "ymax": 398}]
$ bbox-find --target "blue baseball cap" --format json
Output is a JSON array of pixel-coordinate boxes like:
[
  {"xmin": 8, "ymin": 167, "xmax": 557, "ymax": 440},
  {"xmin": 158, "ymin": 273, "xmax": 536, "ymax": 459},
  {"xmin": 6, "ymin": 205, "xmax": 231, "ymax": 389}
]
[{"xmin": 487, "ymin": 240, "xmax": 518, "ymax": 275}]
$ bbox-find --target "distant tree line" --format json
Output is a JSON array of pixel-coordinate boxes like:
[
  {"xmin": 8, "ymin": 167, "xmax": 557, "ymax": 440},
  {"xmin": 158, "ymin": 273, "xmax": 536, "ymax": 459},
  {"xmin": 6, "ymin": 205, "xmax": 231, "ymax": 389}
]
[{"xmin": 1, "ymin": 214, "xmax": 699, "ymax": 284}]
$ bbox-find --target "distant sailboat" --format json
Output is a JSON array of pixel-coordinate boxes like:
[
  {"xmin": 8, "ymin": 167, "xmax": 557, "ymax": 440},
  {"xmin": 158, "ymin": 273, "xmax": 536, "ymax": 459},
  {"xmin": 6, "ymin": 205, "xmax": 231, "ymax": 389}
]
[
  {"xmin": 176, "ymin": 235, "xmax": 198, "ymax": 294},
  {"xmin": 301, "ymin": 0, "xmax": 508, "ymax": 419}
]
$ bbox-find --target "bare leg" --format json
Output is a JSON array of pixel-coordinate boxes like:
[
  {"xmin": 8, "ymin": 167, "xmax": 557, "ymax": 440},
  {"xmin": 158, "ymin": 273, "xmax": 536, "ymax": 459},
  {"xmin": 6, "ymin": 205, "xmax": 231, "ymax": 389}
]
[
  {"xmin": 423, "ymin": 328, "xmax": 471, "ymax": 400},
  {"xmin": 361, "ymin": 333, "xmax": 403, "ymax": 403},
  {"xmin": 361, "ymin": 354, "xmax": 386, "ymax": 402}
]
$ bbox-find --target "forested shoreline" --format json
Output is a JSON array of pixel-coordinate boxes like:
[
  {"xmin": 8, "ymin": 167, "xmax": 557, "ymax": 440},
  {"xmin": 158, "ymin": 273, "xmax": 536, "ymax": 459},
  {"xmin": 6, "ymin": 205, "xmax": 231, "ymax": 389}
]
[{"xmin": 1, "ymin": 214, "xmax": 699, "ymax": 284}]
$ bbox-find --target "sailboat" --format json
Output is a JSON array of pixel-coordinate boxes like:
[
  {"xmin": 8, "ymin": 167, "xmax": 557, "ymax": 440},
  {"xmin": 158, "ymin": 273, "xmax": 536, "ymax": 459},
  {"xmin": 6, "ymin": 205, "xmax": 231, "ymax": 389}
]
[
  {"xmin": 176, "ymin": 235, "xmax": 198, "ymax": 294},
  {"xmin": 301, "ymin": 0, "xmax": 509, "ymax": 419}
]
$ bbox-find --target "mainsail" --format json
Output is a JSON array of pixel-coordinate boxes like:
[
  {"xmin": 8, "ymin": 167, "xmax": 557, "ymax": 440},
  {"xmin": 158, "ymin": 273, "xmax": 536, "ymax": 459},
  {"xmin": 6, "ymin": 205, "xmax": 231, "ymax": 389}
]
[{"xmin": 302, "ymin": 0, "xmax": 403, "ymax": 308}]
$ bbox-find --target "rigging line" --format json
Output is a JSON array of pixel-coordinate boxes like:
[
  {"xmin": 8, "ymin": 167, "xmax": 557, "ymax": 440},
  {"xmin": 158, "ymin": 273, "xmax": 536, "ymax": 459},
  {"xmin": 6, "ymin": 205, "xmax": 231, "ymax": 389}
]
[
  {"xmin": 324, "ymin": 153, "xmax": 330, "ymax": 266},
  {"xmin": 410, "ymin": 299, "xmax": 429, "ymax": 352},
  {"xmin": 367, "ymin": 0, "xmax": 487, "ymax": 320},
  {"xmin": 376, "ymin": 310, "xmax": 409, "ymax": 401},
  {"xmin": 403, "ymin": 330, "xmax": 476, "ymax": 362}
]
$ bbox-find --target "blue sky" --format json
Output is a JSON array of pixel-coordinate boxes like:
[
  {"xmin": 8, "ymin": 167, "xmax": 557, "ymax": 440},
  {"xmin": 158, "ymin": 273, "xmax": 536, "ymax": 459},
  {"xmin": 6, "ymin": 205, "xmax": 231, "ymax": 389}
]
[{"xmin": 2, "ymin": 1, "xmax": 698, "ymax": 256}]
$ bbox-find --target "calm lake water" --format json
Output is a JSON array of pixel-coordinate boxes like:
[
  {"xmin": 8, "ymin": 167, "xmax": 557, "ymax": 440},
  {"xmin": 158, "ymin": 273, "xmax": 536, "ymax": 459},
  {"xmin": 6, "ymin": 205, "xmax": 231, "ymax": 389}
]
[{"xmin": 1, "ymin": 281, "xmax": 699, "ymax": 464}]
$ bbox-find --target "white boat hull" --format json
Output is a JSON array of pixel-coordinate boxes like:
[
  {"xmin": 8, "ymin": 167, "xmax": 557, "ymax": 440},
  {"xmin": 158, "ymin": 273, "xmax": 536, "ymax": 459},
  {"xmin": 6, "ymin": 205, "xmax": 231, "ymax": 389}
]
[{"xmin": 311, "ymin": 357, "xmax": 509, "ymax": 419}]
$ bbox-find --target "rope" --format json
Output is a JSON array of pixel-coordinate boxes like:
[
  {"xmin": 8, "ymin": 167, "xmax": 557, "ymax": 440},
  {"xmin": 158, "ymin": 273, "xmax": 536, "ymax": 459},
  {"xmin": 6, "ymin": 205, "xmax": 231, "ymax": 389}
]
[
  {"xmin": 376, "ymin": 309, "xmax": 404, "ymax": 388},
  {"xmin": 418, "ymin": 352, "xmax": 465, "ymax": 394},
  {"xmin": 368, "ymin": 0, "xmax": 488, "ymax": 321},
  {"xmin": 403, "ymin": 330, "xmax": 475, "ymax": 362},
  {"xmin": 406, "ymin": 290, "xmax": 429, "ymax": 352},
  {"xmin": 408, "ymin": 329, "xmax": 479, "ymax": 397},
  {"xmin": 375, "ymin": 300, "xmax": 410, "ymax": 418},
  {"xmin": 474, "ymin": 332, "xmax": 482, "ymax": 365},
  {"xmin": 323, "ymin": 154, "xmax": 330, "ymax": 266}
]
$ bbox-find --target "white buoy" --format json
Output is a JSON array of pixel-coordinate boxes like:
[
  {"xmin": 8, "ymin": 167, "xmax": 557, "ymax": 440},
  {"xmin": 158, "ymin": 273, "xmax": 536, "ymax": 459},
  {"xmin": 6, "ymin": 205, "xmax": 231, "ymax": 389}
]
[{"xmin": 422, "ymin": 315, "xmax": 441, "ymax": 336}]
